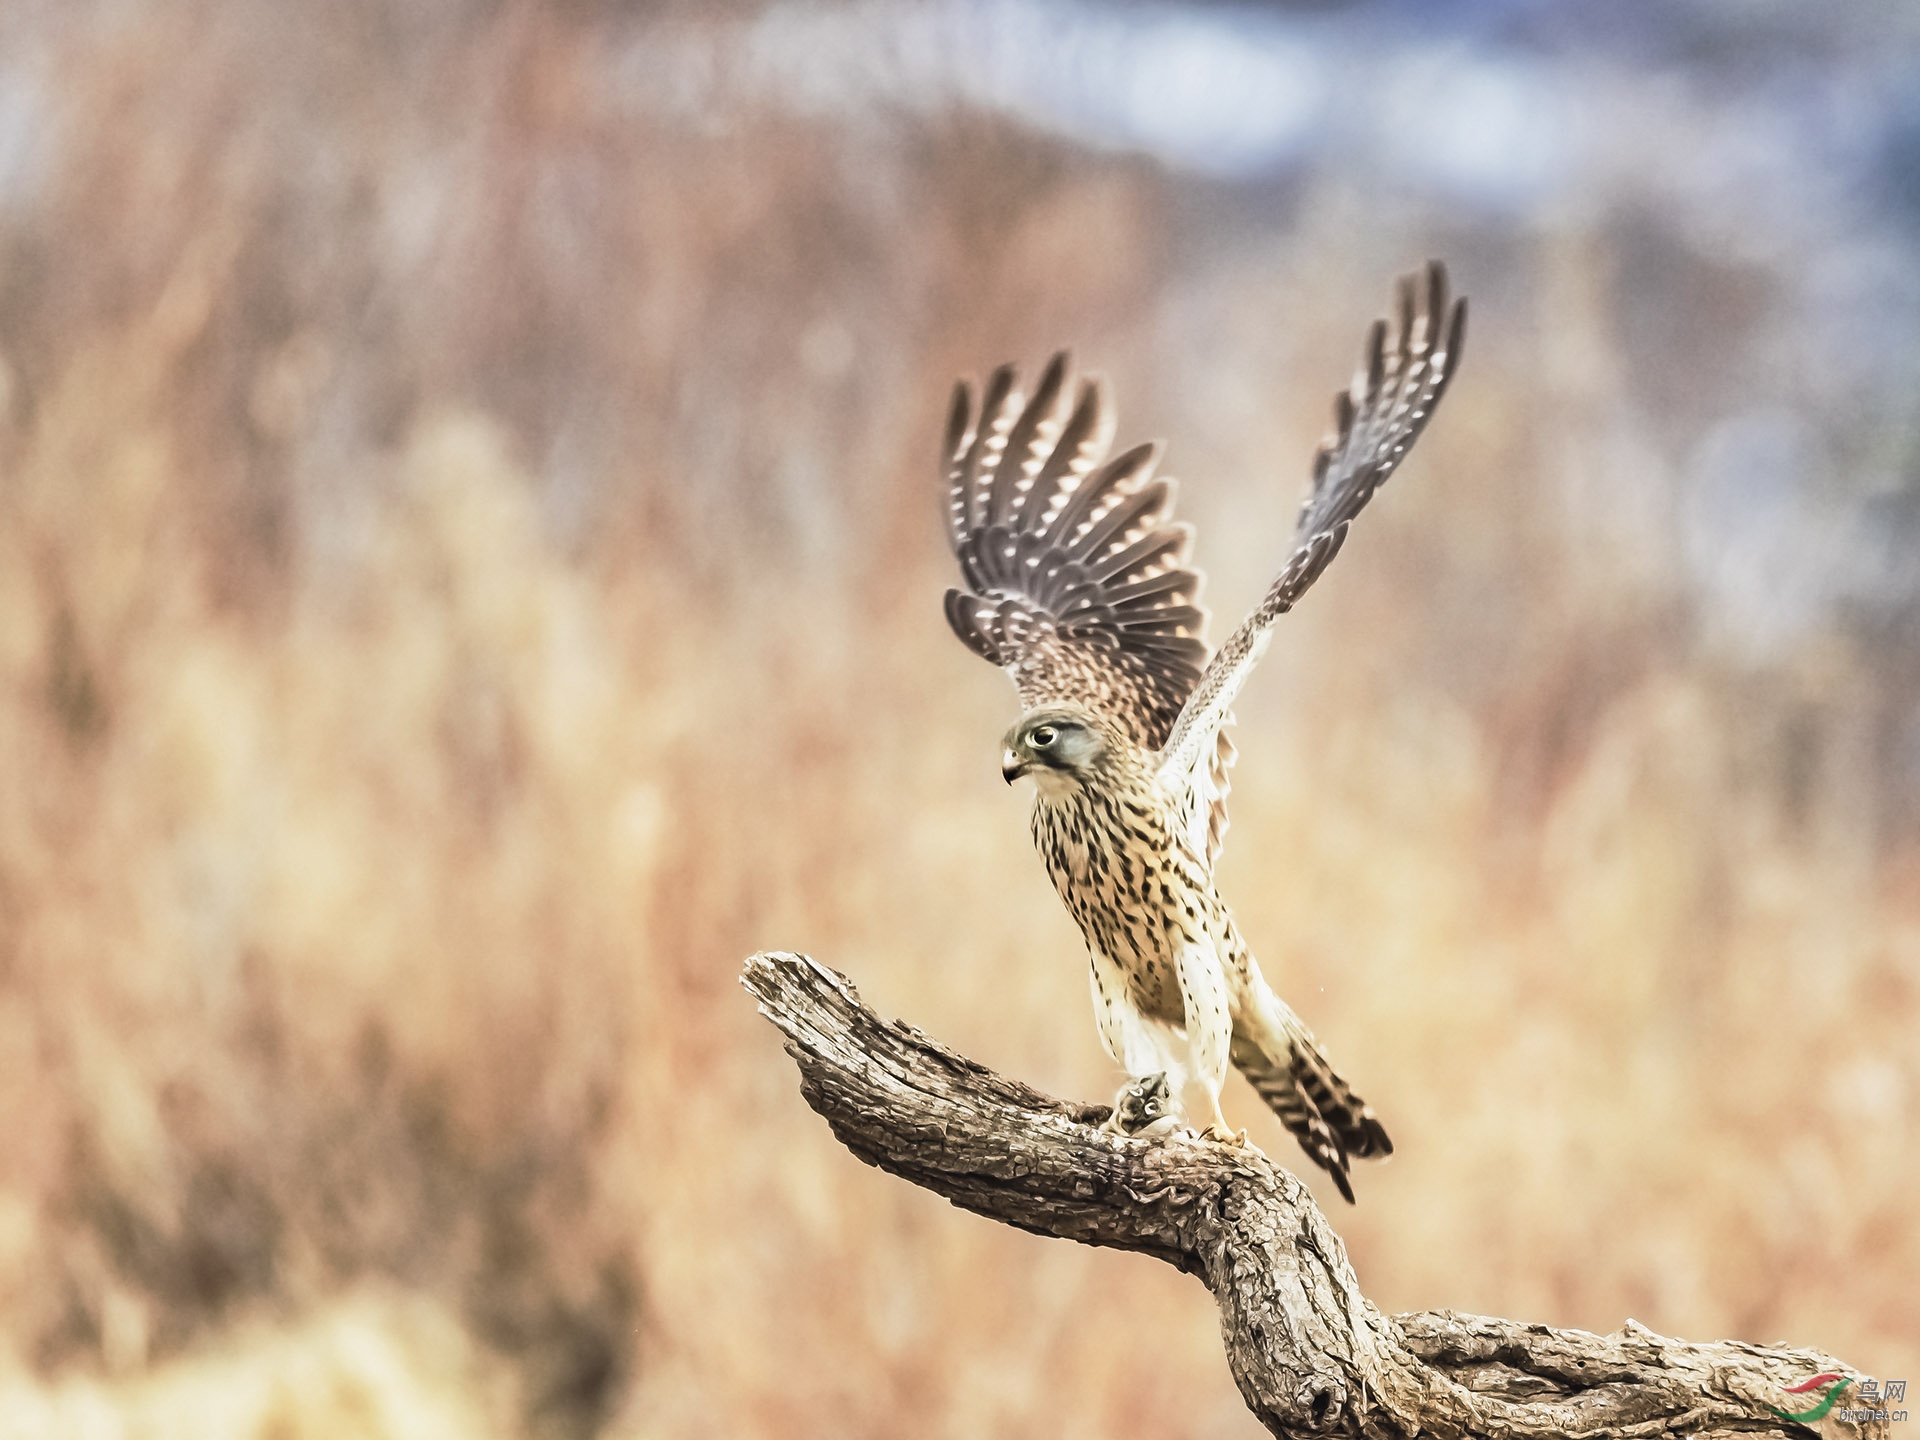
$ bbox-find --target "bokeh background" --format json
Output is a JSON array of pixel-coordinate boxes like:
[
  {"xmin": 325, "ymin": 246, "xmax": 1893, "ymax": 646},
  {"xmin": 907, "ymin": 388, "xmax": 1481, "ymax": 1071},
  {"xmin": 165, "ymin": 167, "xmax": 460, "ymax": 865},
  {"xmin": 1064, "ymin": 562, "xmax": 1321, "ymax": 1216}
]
[{"xmin": 1, "ymin": 1, "xmax": 1917, "ymax": 1435}]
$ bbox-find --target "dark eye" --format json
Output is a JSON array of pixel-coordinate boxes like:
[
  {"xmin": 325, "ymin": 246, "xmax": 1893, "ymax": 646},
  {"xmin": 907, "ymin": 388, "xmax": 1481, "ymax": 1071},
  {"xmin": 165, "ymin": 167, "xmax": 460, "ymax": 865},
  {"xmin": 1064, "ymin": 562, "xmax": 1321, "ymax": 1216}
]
[{"xmin": 1031, "ymin": 725, "xmax": 1058, "ymax": 748}]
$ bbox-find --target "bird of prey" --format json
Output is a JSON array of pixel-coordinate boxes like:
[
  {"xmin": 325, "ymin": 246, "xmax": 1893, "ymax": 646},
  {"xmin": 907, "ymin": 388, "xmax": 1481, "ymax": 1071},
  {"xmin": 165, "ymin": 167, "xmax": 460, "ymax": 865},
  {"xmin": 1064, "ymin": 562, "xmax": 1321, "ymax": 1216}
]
[{"xmin": 940, "ymin": 263, "xmax": 1465, "ymax": 1201}]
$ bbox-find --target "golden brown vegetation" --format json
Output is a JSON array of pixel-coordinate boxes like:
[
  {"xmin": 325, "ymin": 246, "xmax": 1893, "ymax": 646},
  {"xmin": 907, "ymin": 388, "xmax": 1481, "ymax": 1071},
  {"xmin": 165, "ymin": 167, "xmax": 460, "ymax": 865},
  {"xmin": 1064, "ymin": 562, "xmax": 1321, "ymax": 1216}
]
[{"xmin": 0, "ymin": 4, "xmax": 1913, "ymax": 1437}]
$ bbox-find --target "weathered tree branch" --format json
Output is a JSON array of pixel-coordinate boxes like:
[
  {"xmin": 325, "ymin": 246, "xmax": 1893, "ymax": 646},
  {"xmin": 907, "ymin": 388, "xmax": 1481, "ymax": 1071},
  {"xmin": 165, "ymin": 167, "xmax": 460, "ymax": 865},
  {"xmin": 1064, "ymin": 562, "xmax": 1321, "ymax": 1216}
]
[{"xmin": 742, "ymin": 950, "xmax": 1890, "ymax": 1440}]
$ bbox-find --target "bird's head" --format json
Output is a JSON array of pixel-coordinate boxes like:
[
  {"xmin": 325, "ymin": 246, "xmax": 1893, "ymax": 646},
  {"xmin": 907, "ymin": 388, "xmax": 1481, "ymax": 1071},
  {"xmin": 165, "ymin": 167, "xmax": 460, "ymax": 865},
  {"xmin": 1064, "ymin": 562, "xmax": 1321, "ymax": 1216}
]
[{"xmin": 1001, "ymin": 704, "xmax": 1113, "ymax": 793}]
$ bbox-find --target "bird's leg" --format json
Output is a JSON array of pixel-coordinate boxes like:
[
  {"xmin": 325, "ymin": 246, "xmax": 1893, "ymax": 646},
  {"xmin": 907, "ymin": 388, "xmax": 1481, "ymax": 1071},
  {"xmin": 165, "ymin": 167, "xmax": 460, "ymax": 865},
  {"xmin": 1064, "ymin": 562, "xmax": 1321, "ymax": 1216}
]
[
  {"xmin": 1104, "ymin": 1072, "xmax": 1179, "ymax": 1137},
  {"xmin": 1175, "ymin": 943, "xmax": 1245, "ymax": 1145},
  {"xmin": 1197, "ymin": 1084, "xmax": 1247, "ymax": 1147}
]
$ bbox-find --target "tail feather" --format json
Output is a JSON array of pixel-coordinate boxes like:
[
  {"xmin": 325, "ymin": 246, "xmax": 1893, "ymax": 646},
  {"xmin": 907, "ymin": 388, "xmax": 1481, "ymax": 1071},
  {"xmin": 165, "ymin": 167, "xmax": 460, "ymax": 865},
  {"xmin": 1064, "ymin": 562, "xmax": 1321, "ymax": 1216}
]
[{"xmin": 1231, "ymin": 1019, "xmax": 1391, "ymax": 1204}]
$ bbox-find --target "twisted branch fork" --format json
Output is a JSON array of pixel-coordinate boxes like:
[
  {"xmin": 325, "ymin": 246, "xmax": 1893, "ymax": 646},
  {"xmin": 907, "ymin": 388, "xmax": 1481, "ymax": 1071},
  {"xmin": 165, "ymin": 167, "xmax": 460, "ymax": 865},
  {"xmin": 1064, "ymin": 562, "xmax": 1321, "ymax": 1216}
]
[{"xmin": 742, "ymin": 951, "xmax": 1887, "ymax": 1440}]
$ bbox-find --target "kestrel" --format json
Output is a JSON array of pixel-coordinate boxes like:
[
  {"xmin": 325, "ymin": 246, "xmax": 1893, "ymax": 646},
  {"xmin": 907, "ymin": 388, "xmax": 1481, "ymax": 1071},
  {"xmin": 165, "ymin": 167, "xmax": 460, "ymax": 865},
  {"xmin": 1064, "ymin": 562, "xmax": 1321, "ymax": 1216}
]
[{"xmin": 941, "ymin": 263, "xmax": 1465, "ymax": 1200}]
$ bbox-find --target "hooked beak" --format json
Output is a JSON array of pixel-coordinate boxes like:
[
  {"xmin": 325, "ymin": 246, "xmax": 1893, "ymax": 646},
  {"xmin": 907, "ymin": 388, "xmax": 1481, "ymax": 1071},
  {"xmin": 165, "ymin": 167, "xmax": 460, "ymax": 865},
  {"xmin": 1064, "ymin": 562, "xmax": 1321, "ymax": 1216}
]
[{"xmin": 1002, "ymin": 748, "xmax": 1031, "ymax": 784}]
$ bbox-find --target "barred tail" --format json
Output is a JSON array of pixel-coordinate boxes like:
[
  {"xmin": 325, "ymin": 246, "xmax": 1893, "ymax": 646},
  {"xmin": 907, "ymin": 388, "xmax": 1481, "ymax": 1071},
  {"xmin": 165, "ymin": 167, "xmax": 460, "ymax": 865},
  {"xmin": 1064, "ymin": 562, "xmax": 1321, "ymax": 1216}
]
[{"xmin": 1230, "ymin": 1013, "xmax": 1392, "ymax": 1205}]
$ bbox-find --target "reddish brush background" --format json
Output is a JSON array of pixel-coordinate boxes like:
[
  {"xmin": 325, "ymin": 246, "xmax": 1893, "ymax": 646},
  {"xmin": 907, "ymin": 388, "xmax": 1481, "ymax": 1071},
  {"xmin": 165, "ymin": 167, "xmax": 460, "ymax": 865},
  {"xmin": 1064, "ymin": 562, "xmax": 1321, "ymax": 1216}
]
[{"xmin": 0, "ymin": 3, "xmax": 1915, "ymax": 1436}]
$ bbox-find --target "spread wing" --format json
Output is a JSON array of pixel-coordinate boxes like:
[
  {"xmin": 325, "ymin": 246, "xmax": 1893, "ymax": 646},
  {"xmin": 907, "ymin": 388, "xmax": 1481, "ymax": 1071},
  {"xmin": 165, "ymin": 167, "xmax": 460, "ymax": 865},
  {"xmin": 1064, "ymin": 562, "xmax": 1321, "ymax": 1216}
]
[
  {"xmin": 1158, "ymin": 262, "xmax": 1468, "ymax": 855},
  {"xmin": 941, "ymin": 352, "xmax": 1211, "ymax": 752}
]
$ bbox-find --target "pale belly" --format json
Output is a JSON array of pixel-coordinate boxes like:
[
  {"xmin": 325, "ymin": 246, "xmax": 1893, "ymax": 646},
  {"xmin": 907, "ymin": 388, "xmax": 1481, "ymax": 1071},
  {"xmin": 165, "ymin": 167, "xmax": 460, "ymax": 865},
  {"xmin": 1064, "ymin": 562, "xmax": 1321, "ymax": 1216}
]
[{"xmin": 1032, "ymin": 803, "xmax": 1215, "ymax": 1025}]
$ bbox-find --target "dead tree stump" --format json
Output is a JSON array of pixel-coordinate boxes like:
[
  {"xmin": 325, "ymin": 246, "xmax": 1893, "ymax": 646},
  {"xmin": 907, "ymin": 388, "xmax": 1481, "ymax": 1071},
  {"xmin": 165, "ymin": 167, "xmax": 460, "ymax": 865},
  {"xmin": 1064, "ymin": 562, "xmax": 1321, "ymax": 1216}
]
[{"xmin": 742, "ymin": 950, "xmax": 1889, "ymax": 1440}]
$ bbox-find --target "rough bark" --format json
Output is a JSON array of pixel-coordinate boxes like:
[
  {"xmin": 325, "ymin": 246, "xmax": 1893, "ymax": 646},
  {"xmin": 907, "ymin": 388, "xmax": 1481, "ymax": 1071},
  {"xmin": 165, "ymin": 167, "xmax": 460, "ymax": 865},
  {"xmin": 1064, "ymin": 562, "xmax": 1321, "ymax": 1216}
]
[{"xmin": 741, "ymin": 950, "xmax": 1891, "ymax": 1440}]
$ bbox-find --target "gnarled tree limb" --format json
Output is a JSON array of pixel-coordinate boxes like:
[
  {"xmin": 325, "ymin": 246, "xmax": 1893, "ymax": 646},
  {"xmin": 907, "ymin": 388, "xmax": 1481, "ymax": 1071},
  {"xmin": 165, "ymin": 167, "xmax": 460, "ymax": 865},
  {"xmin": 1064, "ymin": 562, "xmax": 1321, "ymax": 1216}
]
[{"xmin": 742, "ymin": 951, "xmax": 1889, "ymax": 1440}]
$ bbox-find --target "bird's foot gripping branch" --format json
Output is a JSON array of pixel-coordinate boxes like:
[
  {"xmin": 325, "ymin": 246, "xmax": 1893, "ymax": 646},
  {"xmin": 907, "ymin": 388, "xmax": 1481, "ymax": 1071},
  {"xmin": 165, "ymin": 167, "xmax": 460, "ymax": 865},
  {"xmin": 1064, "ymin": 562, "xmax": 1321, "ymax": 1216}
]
[{"xmin": 741, "ymin": 950, "xmax": 1889, "ymax": 1440}]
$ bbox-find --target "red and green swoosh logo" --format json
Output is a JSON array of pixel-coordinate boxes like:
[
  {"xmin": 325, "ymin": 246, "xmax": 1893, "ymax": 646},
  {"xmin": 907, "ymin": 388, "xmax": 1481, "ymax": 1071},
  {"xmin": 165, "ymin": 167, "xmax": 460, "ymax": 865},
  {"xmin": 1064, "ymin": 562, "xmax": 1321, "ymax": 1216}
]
[{"xmin": 1770, "ymin": 1373, "xmax": 1853, "ymax": 1424}]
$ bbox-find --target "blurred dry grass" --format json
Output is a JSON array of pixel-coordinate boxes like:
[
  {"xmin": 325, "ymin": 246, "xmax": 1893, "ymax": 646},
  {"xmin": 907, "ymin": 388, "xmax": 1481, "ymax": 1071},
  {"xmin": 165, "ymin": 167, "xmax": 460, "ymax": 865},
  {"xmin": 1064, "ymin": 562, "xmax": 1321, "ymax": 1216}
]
[{"xmin": 0, "ymin": 3, "xmax": 1914, "ymax": 1437}]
